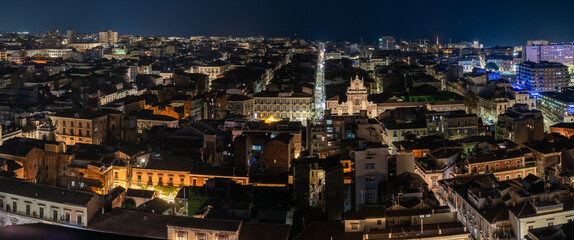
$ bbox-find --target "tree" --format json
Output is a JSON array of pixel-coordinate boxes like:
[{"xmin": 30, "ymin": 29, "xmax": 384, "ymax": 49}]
[
  {"xmin": 464, "ymin": 92, "xmax": 479, "ymax": 114},
  {"xmin": 485, "ymin": 62, "xmax": 499, "ymax": 71}
]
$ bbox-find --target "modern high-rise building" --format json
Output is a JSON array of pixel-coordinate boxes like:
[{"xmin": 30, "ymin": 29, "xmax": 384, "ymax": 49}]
[
  {"xmin": 517, "ymin": 61, "xmax": 569, "ymax": 92},
  {"xmin": 378, "ymin": 36, "xmax": 396, "ymax": 50},
  {"xmin": 98, "ymin": 30, "xmax": 118, "ymax": 45},
  {"xmin": 525, "ymin": 42, "xmax": 574, "ymax": 66}
]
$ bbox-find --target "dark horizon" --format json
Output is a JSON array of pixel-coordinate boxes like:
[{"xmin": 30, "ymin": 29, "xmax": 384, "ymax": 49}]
[{"xmin": 2, "ymin": 0, "xmax": 574, "ymax": 46}]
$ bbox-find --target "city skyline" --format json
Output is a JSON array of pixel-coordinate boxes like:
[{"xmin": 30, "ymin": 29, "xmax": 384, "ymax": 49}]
[
  {"xmin": 2, "ymin": 1, "xmax": 574, "ymax": 239},
  {"xmin": 2, "ymin": 0, "xmax": 574, "ymax": 46}
]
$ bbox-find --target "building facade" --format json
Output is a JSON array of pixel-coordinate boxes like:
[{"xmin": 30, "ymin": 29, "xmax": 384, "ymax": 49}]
[
  {"xmin": 354, "ymin": 145, "xmax": 388, "ymax": 210},
  {"xmin": 252, "ymin": 90, "xmax": 312, "ymax": 125},
  {"xmin": 517, "ymin": 61, "xmax": 569, "ymax": 92},
  {"xmin": 326, "ymin": 75, "xmax": 378, "ymax": 118},
  {"xmin": 49, "ymin": 111, "xmax": 108, "ymax": 146}
]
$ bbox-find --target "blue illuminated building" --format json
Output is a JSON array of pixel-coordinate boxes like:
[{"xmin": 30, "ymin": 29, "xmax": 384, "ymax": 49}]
[
  {"xmin": 516, "ymin": 61, "xmax": 569, "ymax": 92},
  {"xmin": 537, "ymin": 87, "xmax": 574, "ymax": 122}
]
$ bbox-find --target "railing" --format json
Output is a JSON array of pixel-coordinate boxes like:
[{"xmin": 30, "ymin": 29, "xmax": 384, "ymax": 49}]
[
  {"xmin": 535, "ymin": 203, "xmax": 563, "ymax": 213},
  {"xmin": 368, "ymin": 227, "xmax": 467, "ymax": 239},
  {"xmin": 0, "ymin": 207, "xmax": 83, "ymax": 226}
]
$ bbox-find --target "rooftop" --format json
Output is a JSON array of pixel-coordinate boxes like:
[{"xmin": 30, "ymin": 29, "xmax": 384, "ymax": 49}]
[{"xmin": 0, "ymin": 177, "xmax": 98, "ymax": 206}]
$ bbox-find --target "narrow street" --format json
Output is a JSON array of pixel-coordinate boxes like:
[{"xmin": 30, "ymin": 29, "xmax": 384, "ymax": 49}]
[{"xmin": 314, "ymin": 43, "xmax": 326, "ymax": 120}]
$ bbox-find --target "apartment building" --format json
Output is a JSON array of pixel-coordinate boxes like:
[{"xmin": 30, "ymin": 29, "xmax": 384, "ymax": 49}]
[
  {"xmin": 252, "ymin": 90, "xmax": 312, "ymax": 125},
  {"xmin": 0, "ymin": 177, "xmax": 105, "ymax": 227},
  {"xmin": 517, "ymin": 61, "xmax": 569, "ymax": 92},
  {"xmin": 50, "ymin": 110, "xmax": 108, "ymax": 145}
]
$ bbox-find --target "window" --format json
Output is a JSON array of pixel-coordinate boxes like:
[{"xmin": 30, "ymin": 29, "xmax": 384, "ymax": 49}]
[
  {"xmin": 351, "ymin": 223, "xmax": 360, "ymax": 230},
  {"xmin": 26, "ymin": 204, "xmax": 30, "ymax": 216},
  {"xmin": 77, "ymin": 215, "xmax": 82, "ymax": 225},
  {"xmin": 548, "ymin": 222, "xmax": 553, "ymax": 226},
  {"xmin": 365, "ymin": 163, "xmax": 375, "ymax": 170},
  {"xmin": 177, "ymin": 232, "xmax": 185, "ymax": 240},
  {"xmin": 39, "ymin": 207, "xmax": 44, "ymax": 219},
  {"xmin": 218, "ymin": 236, "xmax": 228, "ymax": 240},
  {"xmin": 365, "ymin": 174, "xmax": 376, "ymax": 190},
  {"xmin": 137, "ymin": 175, "xmax": 142, "ymax": 184},
  {"xmin": 12, "ymin": 202, "xmax": 16, "ymax": 213},
  {"xmin": 65, "ymin": 212, "xmax": 70, "ymax": 222},
  {"xmin": 196, "ymin": 233, "xmax": 207, "ymax": 240},
  {"xmin": 114, "ymin": 171, "xmax": 119, "ymax": 179},
  {"xmin": 377, "ymin": 220, "xmax": 382, "ymax": 225},
  {"xmin": 365, "ymin": 192, "xmax": 376, "ymax": 203},
  {"xmin": 148, "ymin": 176, "xmax": 152, "ymax": 184},
  {"xmin": 53, "ymin": 210, "xmax": 58, "ymax": 221}
]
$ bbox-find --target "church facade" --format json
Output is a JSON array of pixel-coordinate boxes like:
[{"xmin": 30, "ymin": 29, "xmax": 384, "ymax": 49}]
[{"xmin": 326, "ymin": 75, "xmax": 378, "ymax": 118}]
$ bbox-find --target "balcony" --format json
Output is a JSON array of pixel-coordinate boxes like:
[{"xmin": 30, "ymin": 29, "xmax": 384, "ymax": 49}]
[{"xmin": 0, "ymin": 207, "xmax": 82, "ymax": 227}]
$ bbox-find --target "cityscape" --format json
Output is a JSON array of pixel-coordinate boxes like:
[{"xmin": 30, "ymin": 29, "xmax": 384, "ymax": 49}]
[{"xmin": 1, "ymin": 1, "xmax": 574, "ymax": 240}]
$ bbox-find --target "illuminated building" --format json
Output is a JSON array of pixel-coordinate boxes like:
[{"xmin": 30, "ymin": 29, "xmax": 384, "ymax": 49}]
[
  {"xmin": 0, "ymin": 177, "xmax": 105, "ymax": 227},
  {"xmin": 252, "ymin": 90, "xmax": 312, "ymax": 125},
  {"xmin": 50, "ymin": 110, "xmax": 108, "ymax": 146},
  {"xmin": 478, "ymin": 89, "xmax": 535, "ymax": 124},
  {"xmin": 354, "ymin": 144, "xmax": 388, "ymax": 210},
  {"xmin": 226, "ymin": 94, "xmax": 254, "ymax": 118},
  {"xmin": 378, "ymin": 36, "xmax": 396, "ymax": 50},
  {"xmin": 525, "ymin": 42, "xmax": 574, "ymax": 66},
  {"xmin": 0, "ymin": 51, "xmax": 9, "ymax": 61},
  {"xmin": 26, "ymin": 49, "xmax": 72, "ymax": 58},
  {"xmin": 325, "ymin": 75, "xmax": 378, "ymax": 118},
  {"xmin": 495, "ymin": 104, "xmax": 544, "ymax": 144},
  {"xmin": 537, "ymin": 88, "xmax": 574, "ymax": 122},
  {"xmin": 549, "ymin": 122, "xmax": 574, "ymax": 138},
  {"xmin": 517, "ymin": 61, "xmax": 569, "ymax": 92},
  {"xmin": 98, "ymin": 30, "xmax": 118, "ymax": 45},
  {"xmin": 458, "ymin": 57, "xmax": 481, "ymax": 73},
  {"xmin": 132, "ymin": 155, "xmax": 249, "ymax": 201},
  {"xmin": 188, "ymin": 60, "xmax": 231, "ymax": 89}
]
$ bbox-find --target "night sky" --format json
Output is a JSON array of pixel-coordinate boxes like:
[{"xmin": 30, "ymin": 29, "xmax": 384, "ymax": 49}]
[{"xmin": 2, "ymin": 0, "xmax": 574, "ymax": 46}]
